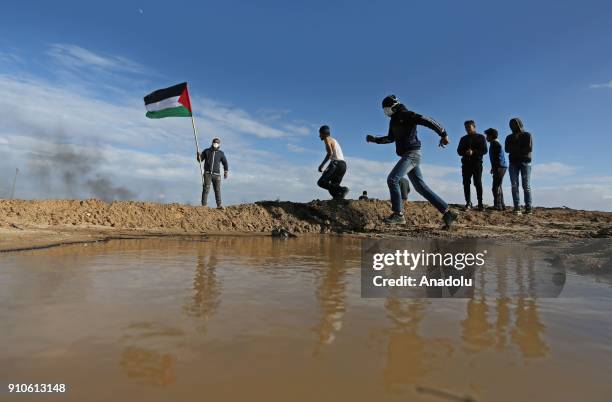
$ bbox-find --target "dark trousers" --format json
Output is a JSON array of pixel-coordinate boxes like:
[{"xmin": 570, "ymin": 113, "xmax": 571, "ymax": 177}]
[
  {"xmin": 202, "ymin": 172, "xmax": 222, "ymax": 207},
  {"xmin": 317, "ymin": 160, "xmax": 347, "ymax": 198},
  {"xmin": 492, "ymin": 167, "xmax": 507, "ymax": 209},
  {"xmin": 461, "ymin": 162, "xmax": 483, "ymax": 205}
]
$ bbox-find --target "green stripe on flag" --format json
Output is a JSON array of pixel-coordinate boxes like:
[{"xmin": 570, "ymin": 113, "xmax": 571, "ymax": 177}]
[{"xmin": 145, "ymin": 105, "xmax": 192, "ymax": 119}]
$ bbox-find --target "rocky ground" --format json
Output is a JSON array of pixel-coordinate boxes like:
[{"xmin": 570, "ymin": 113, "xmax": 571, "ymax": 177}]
[{"xmin": 0, "ymin": 198, "xmax": 611, "ymax": 252}]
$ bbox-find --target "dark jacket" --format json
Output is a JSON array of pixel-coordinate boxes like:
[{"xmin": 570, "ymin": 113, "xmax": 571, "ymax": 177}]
[
  {"xmin": 489, "ymin": 140, "xmax": 508, "ymax": 169},
  {"xmin": 372, "ymin": 105, "xmax": 447, "ymax": 156},
  {"xmin": 504, "ymin": 118, "xmax": 533, "ymax": 164},
  {"xmin": 198, "ymin": 146, "xmax": 228, "ymax": 174},
  {"xmin": 457, "ymin": 133, "xmax": 488, "ymax": 164}
]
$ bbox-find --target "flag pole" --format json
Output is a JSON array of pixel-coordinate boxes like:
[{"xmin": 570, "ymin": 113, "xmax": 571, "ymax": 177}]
[{"xmin": 191, "ymin": 114, "xmax": 205, "ymax": 186}]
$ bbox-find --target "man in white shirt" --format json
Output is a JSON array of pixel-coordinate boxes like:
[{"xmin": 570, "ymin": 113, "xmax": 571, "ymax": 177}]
[{"xmin": 317, "ymin": 125, "xmax": 349, "ymax": 200}]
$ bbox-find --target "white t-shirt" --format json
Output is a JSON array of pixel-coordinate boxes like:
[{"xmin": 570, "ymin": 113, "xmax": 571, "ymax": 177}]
[{"xmin": 329, "ymin": 138, "xmax": 344, "ymax": 161}]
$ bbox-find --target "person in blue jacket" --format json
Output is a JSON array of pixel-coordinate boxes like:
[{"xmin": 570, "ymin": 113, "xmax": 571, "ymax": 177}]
[{"xmin": 484, "ymin": 128, "xmax": 508, "ymax": 211}]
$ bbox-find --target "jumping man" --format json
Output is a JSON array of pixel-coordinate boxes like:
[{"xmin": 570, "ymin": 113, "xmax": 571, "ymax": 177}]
[
  {"xmin": 317, "ymin": 125, "xmax": 349, "ymax": 200},
  {"xmin": 366, "ymin": 95, "xmax": 457, "ymax": 228}
]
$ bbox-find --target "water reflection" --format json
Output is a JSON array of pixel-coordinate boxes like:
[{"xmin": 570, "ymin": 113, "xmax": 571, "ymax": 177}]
[
  {"xmin": 382, "ymin": 298, "xmax": 453, "ymax": 388},
  {"xmin": 0, "ymin": 236, "xmax": 610, "ymax": 402},
  {"xmin": 120, "ymin": 346, "xmax": 176, "ymax": 386},
  {"xmin": 183, "ymin": 246, "xmax": 221, "ymax": 333},
  {"xmin": 313, "ymin": 237, "xmax": 348, "ymax": 353}
]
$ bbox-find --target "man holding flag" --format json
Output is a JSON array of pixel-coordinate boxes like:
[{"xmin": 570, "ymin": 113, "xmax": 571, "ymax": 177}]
[
  {"xmin": 197, "ymin": 138, "xmax": 228, "ymax": 208},
  {"xmin": 145, "ymin": 82, "xmax": 227, "ymax": 206}
]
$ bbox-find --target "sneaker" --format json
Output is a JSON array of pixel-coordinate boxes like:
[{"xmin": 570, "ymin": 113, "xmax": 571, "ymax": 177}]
[
  {"xmin": 464, "ymin": 202, "xmax": 473, "ymax": 211},
  {"xmin": 477, "ymin": 204, "xmax": 485, "ymax": 211},
  {"xmin": 340, "ymin": 186, "xmax": 350, "ymax": 199},
  {"xmin": 524, "ymin": 206, "xmax": 533, "ymax": 215},
  {"xmin": 442, "ymin": 210, "xmax": 457, "ymax": 229},
  {"xmin": 217, "ymin": 205, "xmax": 225, "ymax": 210},
  {"xmin": 513, "ymin": 207, "xmax": 522, "ymax": 215},
  {"xmin": 384, "ymin": 213, "xmax": 406, "ymax": 224}
]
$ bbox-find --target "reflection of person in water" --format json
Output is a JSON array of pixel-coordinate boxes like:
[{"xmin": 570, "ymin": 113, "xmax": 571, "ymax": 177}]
[
  {"xmin": 511, "ymin": 254, "xmax": 549, "ymax": 359},
  {"xmin": 313, "ymin": 237, "xmax": 348, "ymax": 354},
  {"xmin": 494, "ymin": 247, "xmax": 511, "ymax": 351},
  {"xmin": 382, "ymin": 298, "xmax": 453, "ymax": 389},
  {"xmin": 120, "ymin": 346, "xmax": 176, "ymax": 386},
  {"xmin": 183, "ymin": 245, "xmax": 222, "ymax": 333},
  {"xmin": 460, "ymin": 243, "xmax": 495, "ymax": 352}
]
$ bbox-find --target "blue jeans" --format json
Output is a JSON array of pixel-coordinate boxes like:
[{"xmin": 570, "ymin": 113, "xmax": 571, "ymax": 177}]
[
  {"xmin": 509, "ymin": 162, "xmax": 532, "ymax": 208},
  {"xmin": 387, "ymin": 151, "xmax": 449, "ymax": 214}
]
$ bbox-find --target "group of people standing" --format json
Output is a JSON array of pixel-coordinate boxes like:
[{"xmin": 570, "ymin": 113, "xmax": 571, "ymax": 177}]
[
  {"xmin": 316, "ymin": 94, "xmax": 534, "ymax": 229},
  {"xmin": 457, "ymin": 118, "xmax": 532, "ymax": 215}
]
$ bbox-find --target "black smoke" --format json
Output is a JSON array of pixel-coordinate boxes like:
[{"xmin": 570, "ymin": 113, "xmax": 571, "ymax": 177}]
[{"xmin": 27, "ymin": 143, "xmax": 135, "ymax": 201}]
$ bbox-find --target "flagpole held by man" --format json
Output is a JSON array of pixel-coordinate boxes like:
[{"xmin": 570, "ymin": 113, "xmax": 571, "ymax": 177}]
[{"xmin": 143, "ymin": 82, "xmax": 205, "ymax": 185}]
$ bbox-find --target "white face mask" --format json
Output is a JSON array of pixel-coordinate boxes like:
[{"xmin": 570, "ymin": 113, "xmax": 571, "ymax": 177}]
[
  {"xmin": 383, "ymin": 107, "xmax": 394, "ymax": 117},
  {"xmin": 212, "ymin": 143, "xmax": 220, "ymax": 149}
]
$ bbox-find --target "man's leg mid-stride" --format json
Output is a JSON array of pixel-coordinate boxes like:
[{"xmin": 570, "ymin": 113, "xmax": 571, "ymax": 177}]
[{"xmin": 386, "ymin": 156, "xmax": 413, "ymax": 223}]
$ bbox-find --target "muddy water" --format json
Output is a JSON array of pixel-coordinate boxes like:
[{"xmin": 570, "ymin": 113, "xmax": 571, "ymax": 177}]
[{"xmin": 0, "ymin": 236, "xmax": 611, "ymax": 402}]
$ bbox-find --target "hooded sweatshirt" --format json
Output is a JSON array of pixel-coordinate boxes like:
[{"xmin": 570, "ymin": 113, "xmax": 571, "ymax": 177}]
[
  {"xmin": 504, "ymin": 118, "xmax": 533, "ymax": 164},
  {"xmin": 198, "ymin": 146, "xmax": 228, "ymax": 174},
  {"xmin": 371, "ymin": 104, "xmax": 447, "ymax": 156}
]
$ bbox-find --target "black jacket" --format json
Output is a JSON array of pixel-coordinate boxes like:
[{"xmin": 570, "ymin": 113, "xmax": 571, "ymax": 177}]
[
  {"xmin": 198, "ymin": 147, "xmax": 228, "ymax": 174},
  {"xmin": 457, "ymin": 133, "xmax": 488, "ymax": 164},
  {"xmin": 505, "ymin": 118, "xmax": 533, "ymax": 164},
  {"xmin": 372, "ymin": 105, "xmax": 447, "ymax": 156}
]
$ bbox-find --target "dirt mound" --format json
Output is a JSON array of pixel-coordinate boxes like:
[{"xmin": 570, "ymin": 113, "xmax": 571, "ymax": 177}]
[{"xmin": 1, "ymin": 199, "xmax": 611, "ymax": 245}]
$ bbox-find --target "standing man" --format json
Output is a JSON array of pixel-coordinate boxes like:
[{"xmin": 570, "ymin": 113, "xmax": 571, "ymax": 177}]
[
  {"xmin": 366, "ymin": 95, "xmax": 457, "ymax": 228},
  {"xmin": 359, "ymin": 191, "xmax": 369, "ymax": 201},
  {"xmin": 317, "ymin": 125, "xmax": 349, "ymax": 200},
  {"xmin": 485, "ymin": 128, "xmax": 508, "ymax": 211},
  {"xmin": 196, "ymin": 137, "xmax": 228, "ymax": 208},
  {"xmin": 505, "ymin": 118, "xmax": 533, "ymax": 215},
  {"xmin": 457, "ymin": 120, "xmax": 488, "ymax": 211}
]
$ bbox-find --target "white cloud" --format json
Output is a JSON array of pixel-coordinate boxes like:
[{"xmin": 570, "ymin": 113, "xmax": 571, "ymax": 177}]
[
  {"xmin": 47, "ymin": 43, "xmax": 145, "ymax": 74},
  {"xmin": 0, "ymin": 44, "xmax": 609, "ymax": 211},
  {"xmin": 532, "ymin": 162, "xmax": 576, "ymax": 178},
  {"xmin": 0, "ymin": 51, "xmax": 23, "ymax": 65},
  {"xmin": 589, "ymin": 80, "xmax": 612, "ymax": 89},
  {"xmin": 287, "ymin": 143, "xmax": 315, "ymax": 153}
]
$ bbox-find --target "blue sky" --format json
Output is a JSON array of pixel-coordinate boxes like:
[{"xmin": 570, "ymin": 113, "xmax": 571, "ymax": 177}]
[{"xmin": 1, "ymin": 0, "xmax": 611, "ymax": 210}]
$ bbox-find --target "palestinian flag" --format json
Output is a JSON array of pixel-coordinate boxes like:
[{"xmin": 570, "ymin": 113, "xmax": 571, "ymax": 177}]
[{"xmin": 144, "ymin": 82, "xmax": 192, "ymax": 118}]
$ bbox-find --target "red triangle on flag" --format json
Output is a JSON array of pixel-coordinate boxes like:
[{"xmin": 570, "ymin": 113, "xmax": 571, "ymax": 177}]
[{"xmin": 178, "ymin": 86, "xmax": 192, "ymax": 113}]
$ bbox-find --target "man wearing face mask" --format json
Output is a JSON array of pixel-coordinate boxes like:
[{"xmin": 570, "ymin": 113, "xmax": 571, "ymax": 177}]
[
  {"xmin": 196, "ymin": 138, "xmax": 228, "ymax": 208},
  {"xmin": 366, "ymin": 95, "xmax": 457, "ymax": 228}
]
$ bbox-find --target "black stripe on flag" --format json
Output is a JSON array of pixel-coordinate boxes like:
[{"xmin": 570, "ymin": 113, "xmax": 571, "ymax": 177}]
[{"xmin": 144, "ymin": 82, "xmax": 187, "ymax": 105}]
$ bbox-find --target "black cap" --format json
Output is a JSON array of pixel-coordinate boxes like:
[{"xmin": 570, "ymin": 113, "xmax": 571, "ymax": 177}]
[
  {"xmin": 212, "ymin": 137, "xmax": 221, "ymax": 143},
  {"xmin": 319, "ymin": 125, "xmax": 330, "ymax": 135},
  {"xmin": 382, "ymin": 95, "xmax": 399, "ymax": 108}
]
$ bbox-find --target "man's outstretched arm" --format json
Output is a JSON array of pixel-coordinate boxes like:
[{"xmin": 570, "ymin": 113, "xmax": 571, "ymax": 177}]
[
  {"xmin": 415, "ymin": 114, "xmax": 449, "ymax": 147},
  {"xmin": 414, "ymin": 114, "xmax": 447, "ymax": 137},
  {"xmin": 366, "ymin": 126, "xmax": 395, "ymax": 144}
]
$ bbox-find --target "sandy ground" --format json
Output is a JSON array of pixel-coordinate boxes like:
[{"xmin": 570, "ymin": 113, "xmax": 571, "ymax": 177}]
[{"xmin": 1, "ymin": 198, "xmax": 611, "ymax": 252}]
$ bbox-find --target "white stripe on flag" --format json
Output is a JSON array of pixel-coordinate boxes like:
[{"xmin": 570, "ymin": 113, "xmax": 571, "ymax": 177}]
[{"xmin": 145, "ymin": 96, "xmax": 181, "ymax": 112}]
